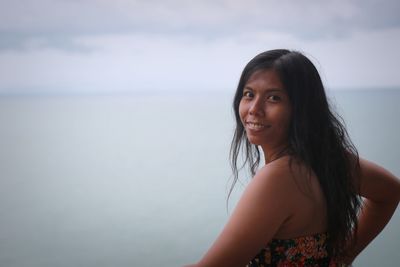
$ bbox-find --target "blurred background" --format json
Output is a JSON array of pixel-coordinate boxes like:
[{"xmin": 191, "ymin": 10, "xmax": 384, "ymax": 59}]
[{"xmin": 0, "ymin": 1, "xmax": 399, "ymax": 266}]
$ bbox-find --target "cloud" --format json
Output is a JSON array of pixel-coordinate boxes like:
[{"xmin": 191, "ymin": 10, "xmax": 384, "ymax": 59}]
[
  {"xmin": 1, "ymin": 0, "xmax": 400, "ymax": 51},
  {"xmin": 1, "ymin": 27, "xmax": 399, "ymax": 94},
  {"xmin": 1, "ymin": 0, "xmax": 399, "ymax": 94},
  {"xmin": 0, "ymin": 32, "xmax": 94, "ymax": 52}
]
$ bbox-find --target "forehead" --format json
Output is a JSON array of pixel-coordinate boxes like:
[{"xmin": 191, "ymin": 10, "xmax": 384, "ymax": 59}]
[{"xmin": 245, "ymin": 69, "xmax": 284, "ymax": 90}]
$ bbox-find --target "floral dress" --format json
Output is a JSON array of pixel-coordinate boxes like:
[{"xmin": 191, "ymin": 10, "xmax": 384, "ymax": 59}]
[{"xmin": 246, "ymin": 233, "xmax": 338, "ymax": 267}]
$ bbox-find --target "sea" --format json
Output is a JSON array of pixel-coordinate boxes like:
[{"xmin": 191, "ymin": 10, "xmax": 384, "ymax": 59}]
[{"xmin": 0, "ymin": 89, "xmax": 399, "ymax": 267}]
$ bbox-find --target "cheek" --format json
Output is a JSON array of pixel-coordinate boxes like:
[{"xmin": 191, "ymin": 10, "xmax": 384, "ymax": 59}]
[
  {"xmin": 273, "ymin": 108, "xmax": 291, "ymax": 129},
  {"xmin": 281, "ymin": 111, "xmax": 292, "ymax": 130},
  {"xmin": 238, "ymin": 101, "xmax": 246, "ymax": 123}
]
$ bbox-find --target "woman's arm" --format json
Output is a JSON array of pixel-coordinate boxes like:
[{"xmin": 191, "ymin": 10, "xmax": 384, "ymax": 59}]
[
  {"xmin": 344, "ymin": 158, "xmax": 400, "ymax": 264},
  {"xmin": 184, "ymin": 159, "xmax": 296, "ymax": 267}
]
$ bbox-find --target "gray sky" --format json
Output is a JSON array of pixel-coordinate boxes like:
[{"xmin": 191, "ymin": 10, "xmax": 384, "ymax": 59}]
[{"xmin": 1, "ymin": 0, "xmax": 400, "ymax": 94}]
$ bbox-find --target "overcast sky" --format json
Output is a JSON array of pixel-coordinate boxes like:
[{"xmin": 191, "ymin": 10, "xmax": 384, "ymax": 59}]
[{"xmin": 1, "ymin": 0, "xmax": 400, "ymax": 95}]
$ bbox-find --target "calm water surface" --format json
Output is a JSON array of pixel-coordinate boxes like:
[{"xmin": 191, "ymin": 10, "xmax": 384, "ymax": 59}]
[{"xmin": 0, "ymin": 89, "xmax": 399, "ymax": 266}]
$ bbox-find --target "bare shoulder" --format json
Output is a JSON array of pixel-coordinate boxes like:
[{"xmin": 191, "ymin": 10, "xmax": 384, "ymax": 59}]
[
  {"xmin": 357, "ymin": 158, "xmax": 400, "ymax": 202},
  {"xmin": 253, "ymin": 156, "xmax": 308, "ymax": 189},
  {"xmin": 256, "ymin": 156, "xmax": 293, "ymax": 180},
  {"xmin": 193, "ymin": 157, "xmax": 301, "ymax": 266},
  {"xmin": 248, "ymin": 156, "xmax": 308, "ymax": 204}
]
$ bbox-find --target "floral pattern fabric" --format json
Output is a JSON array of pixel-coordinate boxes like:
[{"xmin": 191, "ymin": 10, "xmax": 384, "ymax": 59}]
[{"xmin": 246, "ymin": 233, "xmax": 338, "ymax": 267}]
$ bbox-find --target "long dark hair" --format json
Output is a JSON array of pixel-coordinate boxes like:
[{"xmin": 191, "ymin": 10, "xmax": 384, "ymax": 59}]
[{"xmin": 229, "ymin": 49, "xmax": 361, "ymax": 258}]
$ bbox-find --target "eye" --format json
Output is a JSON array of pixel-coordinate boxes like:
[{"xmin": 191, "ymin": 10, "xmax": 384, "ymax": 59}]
[
  {"xmin": 242, "ymin": 90, "xmax": 254, "ymax": 98},
  {"xmin": 267, "ymin": 95, "xmax": 281, "ymax": 102}
]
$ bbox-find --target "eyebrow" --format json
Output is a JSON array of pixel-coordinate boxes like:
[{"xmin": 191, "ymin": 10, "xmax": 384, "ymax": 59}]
[{"xmin": 243, "ymin": 86, "xmax": 284, "ymax": 93}]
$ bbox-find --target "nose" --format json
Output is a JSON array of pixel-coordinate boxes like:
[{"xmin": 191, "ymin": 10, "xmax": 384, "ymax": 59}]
[{"xmin": 249, "ymin": 97, "xmax": 264, "ymax": 116}]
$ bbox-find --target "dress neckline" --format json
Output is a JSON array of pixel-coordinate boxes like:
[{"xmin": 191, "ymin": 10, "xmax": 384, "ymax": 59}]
[{"xmin": 271, "ymin": 232, "xmax": 328, "ymax": 242}]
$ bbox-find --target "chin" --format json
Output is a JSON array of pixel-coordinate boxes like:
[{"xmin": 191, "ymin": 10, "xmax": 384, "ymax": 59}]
[{"xmin": 246, "ymin": 136, "xmax": 265, "ymax": 146}]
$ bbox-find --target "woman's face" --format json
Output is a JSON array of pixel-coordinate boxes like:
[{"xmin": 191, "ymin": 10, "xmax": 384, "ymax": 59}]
[{"xmin": 239, "ymin": 69, "xmax": 292, "ymax": 154}]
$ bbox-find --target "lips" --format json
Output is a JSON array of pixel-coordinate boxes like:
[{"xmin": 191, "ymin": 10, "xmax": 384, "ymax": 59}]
[{"xmin": 245, "ymin": 121, "xmax": 270, "ymax": 131}]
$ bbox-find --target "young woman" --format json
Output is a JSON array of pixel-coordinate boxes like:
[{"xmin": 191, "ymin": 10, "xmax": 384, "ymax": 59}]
[{"xmin": 185, "ymin": 49, "xmax": 400, "ymax": 266}]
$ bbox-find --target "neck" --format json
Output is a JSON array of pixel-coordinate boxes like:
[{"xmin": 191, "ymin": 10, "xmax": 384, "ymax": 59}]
[{"xmin": 262, "ymin": 143, "xmax": 290, "ymax": 164}]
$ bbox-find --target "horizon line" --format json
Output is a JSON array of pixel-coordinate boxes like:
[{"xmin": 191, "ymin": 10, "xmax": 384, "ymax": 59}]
[{"xmin": 1, "ymin": 87, "xmax": 400, "ymax": 98}]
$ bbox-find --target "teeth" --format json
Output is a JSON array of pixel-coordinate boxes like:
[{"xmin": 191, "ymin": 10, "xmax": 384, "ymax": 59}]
[{"xmin": 247, "ymin": 122, "xmax": 265, "ymax": 130}]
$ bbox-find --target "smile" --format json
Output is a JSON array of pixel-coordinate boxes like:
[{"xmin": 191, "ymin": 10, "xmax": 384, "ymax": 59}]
[{"xmin": 245, "ymin": 121, "xmax": 270, "ymax": 131}]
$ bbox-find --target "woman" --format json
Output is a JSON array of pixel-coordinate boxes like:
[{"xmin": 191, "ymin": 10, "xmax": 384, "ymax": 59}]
[{"xmin": 185, "ymin": 49, "xmax": 400, "ymax": 266}]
